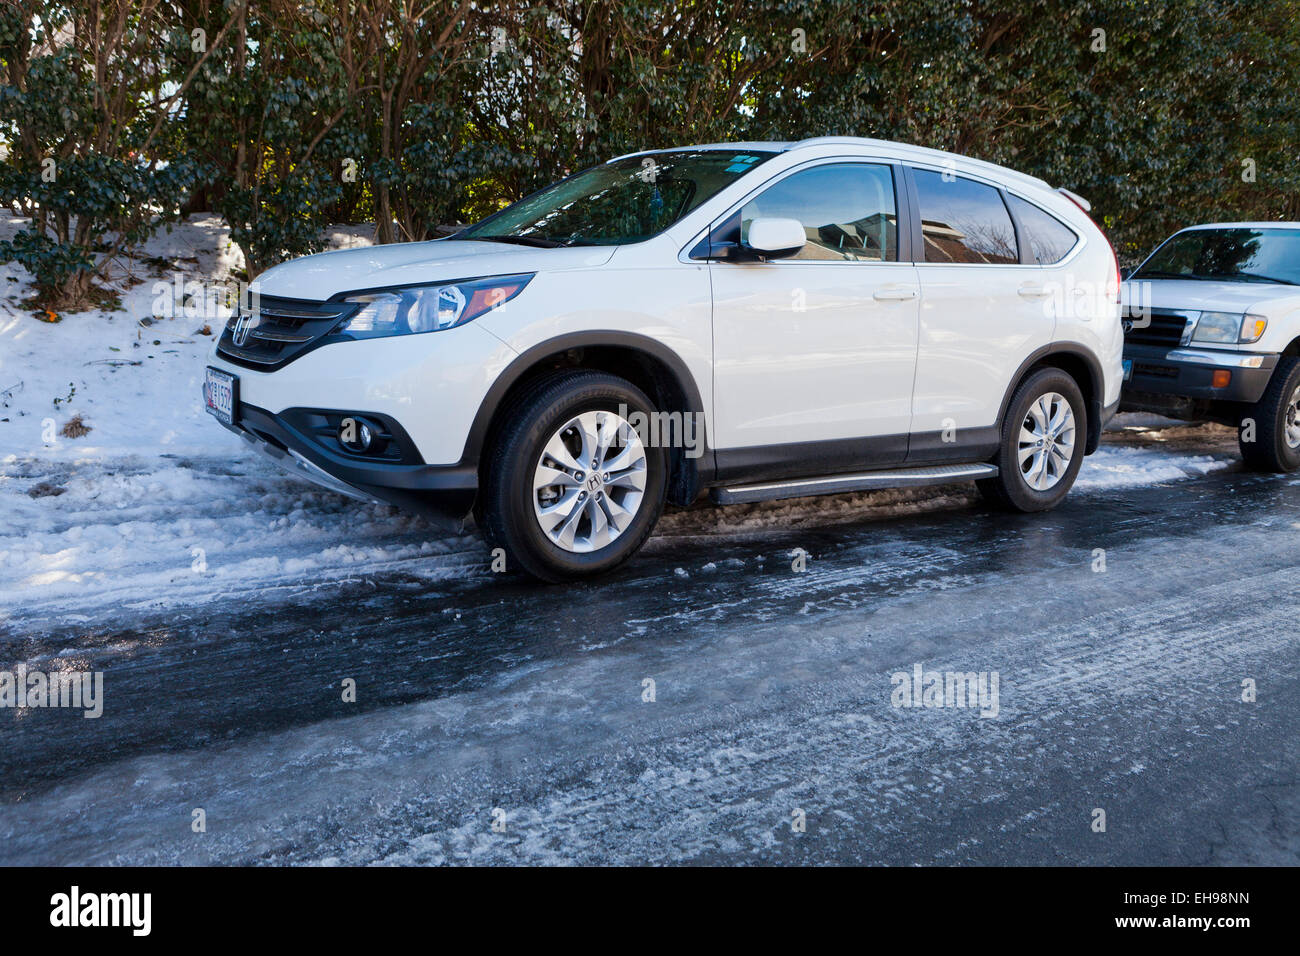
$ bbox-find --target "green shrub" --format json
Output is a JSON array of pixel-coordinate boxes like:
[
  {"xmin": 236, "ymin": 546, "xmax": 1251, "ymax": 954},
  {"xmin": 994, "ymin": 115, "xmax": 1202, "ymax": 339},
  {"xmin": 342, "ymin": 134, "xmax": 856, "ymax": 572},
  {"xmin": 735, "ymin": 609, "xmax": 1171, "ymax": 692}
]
[{"xmin": 0, "ymin": 3, "xmax": 206, "ymax": 309}]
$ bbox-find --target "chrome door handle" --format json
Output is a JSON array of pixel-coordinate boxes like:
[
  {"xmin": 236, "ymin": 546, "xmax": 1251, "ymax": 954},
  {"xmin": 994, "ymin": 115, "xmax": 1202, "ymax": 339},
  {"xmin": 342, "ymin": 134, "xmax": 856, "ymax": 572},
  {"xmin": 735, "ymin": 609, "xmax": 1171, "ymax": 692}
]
[{"xmin": 873, "ymin": 288, "xmax": 918, "ymax": 301}]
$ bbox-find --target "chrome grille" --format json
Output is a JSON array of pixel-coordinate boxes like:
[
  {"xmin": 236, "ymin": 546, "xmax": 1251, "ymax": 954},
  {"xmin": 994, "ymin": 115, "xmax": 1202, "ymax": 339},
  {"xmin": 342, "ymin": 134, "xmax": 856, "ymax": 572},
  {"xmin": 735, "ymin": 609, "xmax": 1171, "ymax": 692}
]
[
  {"xmin": 217, "ymin": 296, "xmax": 356, "ymax": 369},
  {"xmin": 1123, "ymin": 309, "xmax": 1197, "ymax": 348}
]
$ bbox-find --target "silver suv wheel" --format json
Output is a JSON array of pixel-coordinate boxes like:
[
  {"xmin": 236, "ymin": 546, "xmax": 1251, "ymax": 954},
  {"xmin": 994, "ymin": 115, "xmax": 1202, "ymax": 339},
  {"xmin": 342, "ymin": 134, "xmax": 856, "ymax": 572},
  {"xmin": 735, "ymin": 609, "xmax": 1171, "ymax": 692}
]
[
  {"xmin": 532, "ymin": 410, "xmax": 648, "ymax": 553},
  {"xmin": 1286, "ymin": 383, "xmax": 1300, "ymax": 449},
  {"xmin": 1018, "ymin": 391, "xmax": 1077, "ymax": 491}
]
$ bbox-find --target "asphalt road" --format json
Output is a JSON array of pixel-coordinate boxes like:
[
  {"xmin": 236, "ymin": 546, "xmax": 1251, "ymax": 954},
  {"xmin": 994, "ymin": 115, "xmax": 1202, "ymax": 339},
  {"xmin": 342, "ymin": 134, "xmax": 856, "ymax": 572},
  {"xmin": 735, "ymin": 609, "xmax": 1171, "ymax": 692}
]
[{"xmin": 2, "ymin": 429, "xmax": 1298, "ymax": 865}]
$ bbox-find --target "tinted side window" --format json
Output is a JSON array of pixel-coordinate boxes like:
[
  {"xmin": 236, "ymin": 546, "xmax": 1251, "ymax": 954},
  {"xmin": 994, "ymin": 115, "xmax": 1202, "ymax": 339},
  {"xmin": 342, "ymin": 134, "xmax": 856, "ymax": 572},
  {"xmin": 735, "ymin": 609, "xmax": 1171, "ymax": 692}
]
[
  {"xmin": 913, "ymin": 169, "xmax": 1018, "ymax": 265},
  {"xmin": 1007, "ymin": 194, "xmax": 1078, "ymax": 264},
  {"xmin": 740, "ymin": 163, "xmax": 898, "ymax": 262}
]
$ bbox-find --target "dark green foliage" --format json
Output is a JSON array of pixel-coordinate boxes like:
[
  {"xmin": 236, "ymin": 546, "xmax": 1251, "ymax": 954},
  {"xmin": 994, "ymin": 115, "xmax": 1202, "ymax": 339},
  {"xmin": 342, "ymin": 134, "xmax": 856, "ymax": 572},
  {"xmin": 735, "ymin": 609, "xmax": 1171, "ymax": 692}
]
[
  {"xmin": 0, "ymin": 2, "xmax": 204, "ymax": 306},
  {"xmin": 2, "ymin": 0, "xmax": 1298, "ymax": 304}
]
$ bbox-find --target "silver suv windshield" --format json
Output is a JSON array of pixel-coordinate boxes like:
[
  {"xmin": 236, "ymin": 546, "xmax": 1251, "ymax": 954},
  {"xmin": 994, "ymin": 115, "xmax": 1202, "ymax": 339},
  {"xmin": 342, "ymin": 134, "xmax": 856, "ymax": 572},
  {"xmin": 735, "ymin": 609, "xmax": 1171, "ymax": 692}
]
[
  {"xmin": 1133, "ymin": 227, "xmax": 1300, "ymax": 285},
  {"xmin": 459, "ymin": 149, "xmax": 776, "ymax": 247}
]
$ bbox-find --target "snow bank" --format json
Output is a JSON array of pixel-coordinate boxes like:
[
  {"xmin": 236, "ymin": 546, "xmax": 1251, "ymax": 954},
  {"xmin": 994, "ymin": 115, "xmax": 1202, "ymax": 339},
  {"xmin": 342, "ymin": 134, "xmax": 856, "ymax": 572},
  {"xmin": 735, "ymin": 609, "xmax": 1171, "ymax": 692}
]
[
  {"xmin": 0, "ymin": 217, "xmax": 489, "ymax": 624},
  {"xmin": 1076, "ymin": 445, "xmax": 1230, "ymax": 490},
  {"xmin": 0, "ymin": 215, "xmax": 373, "ymax": 462}
]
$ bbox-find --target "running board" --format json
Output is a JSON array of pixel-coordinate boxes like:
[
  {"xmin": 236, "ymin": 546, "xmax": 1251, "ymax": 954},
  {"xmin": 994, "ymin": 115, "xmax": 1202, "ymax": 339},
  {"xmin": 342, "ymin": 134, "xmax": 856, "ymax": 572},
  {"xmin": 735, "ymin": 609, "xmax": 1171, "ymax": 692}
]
[{"xmin": 711, "ymin": 463, "xmax": 999, "ymax": 505}]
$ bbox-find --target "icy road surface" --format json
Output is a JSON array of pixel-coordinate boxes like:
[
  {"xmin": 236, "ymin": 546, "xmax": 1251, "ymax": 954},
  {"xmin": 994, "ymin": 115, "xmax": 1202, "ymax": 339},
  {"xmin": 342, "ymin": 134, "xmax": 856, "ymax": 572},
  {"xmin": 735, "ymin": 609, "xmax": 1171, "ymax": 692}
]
[{"xmin": 2, "ymin": 420, "xmax": 1297, "ymax": 866}]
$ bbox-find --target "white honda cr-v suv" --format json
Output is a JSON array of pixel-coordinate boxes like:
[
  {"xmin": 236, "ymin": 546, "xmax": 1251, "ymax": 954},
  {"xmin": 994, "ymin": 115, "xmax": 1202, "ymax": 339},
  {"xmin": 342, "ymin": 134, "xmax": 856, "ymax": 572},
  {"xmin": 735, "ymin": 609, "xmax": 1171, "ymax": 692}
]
[{"xmin": 204, "ymin": 136, "xmax": 1123, "ymax": 580}]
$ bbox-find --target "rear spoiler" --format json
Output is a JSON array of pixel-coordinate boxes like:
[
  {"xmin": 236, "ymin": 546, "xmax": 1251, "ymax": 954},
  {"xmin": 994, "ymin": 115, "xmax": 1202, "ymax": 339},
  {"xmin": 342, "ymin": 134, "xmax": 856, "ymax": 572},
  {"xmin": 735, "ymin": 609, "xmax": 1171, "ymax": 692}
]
[{"xmin": 1057, "ymin": 187, "xmax": 1091, "ymax": 213}]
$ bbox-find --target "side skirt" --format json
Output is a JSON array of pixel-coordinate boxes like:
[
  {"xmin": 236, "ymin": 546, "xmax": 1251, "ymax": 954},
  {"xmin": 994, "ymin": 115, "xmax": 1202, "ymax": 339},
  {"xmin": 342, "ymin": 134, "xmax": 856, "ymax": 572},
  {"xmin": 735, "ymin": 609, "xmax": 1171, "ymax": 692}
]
[{"xmin": 711, "ymin": 463, "xmax": 998, "ymax": 505}]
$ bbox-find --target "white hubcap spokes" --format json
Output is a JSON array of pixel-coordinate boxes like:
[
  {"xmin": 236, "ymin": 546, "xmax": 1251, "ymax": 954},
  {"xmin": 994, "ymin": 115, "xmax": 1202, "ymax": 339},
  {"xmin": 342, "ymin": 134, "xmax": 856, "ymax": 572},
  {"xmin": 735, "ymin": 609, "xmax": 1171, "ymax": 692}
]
[
  {"xmin": 532, "ymin": 410, "xmax": 648, "ymax": 553},
  {"xmin": 1018, "ymin": 391, "xmax": 1077, "ymax": 491},
  {"xmin": 1286, "ymin": 385, "xmax": 1300, "ymax": 449}
]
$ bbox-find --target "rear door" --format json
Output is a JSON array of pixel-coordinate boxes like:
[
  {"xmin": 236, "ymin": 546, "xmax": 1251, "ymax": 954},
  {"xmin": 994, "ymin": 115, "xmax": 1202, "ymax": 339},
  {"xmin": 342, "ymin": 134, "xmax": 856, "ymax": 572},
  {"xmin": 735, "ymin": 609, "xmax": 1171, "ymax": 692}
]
[{"xmin": 905, "ymin": 166, "xmax": 1058, "ymax": 463}]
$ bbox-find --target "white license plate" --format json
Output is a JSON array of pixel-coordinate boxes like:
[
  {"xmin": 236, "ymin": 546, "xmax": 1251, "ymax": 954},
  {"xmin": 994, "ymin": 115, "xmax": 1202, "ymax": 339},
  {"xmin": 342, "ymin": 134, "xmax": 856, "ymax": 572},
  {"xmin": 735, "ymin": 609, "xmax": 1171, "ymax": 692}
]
[
  {"xmin": 204, "ymin": 366, "xmax": 238, "ymax": 425},
  {"xmin": 1122, "ymin": 358, "xmax": 1133, "ymax": 382}
]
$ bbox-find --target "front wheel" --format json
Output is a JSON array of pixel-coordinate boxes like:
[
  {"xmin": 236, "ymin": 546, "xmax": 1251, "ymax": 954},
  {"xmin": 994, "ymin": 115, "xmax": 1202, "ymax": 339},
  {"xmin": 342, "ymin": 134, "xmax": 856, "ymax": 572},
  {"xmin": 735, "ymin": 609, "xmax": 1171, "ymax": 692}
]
[
  {"xmin": 1239, "ymin": 355, "xmax": 1300, "ymax": 473},
  {"xmin": 482, "ymin": 370, "xmax": 667, "ymax": 582},
  {"xmin": 977, "ymin": 367, "xmax": 1087, "ymax": 512}
]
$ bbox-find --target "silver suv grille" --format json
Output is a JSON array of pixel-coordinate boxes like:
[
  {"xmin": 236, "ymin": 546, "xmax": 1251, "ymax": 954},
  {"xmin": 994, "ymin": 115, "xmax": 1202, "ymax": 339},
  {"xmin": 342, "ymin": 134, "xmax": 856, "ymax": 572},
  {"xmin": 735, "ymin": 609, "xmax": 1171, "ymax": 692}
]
[{"xmin": 216, "ymin": 296, "xmax": 356, "ymax": 369}]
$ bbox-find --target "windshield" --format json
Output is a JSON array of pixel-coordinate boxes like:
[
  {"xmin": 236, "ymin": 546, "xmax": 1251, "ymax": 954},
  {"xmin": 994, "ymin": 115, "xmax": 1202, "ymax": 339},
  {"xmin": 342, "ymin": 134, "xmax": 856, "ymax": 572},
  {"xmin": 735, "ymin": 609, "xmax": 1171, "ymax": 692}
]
[
  {"xmin": 459, "ymin": 149, "xmax": 776, "ymax": 247},
  {"xmin": 1133, "ymin": 227, "xmax": 1300, "ymax": 285}
]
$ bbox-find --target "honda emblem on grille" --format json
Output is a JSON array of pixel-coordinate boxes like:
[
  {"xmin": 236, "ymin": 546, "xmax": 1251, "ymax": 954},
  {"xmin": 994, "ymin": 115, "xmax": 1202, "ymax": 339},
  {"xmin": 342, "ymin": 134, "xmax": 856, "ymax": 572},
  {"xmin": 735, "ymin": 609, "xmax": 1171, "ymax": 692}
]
[{"xmin": 232, "ymin": 310, "xmax": 255, "ymax": 347}]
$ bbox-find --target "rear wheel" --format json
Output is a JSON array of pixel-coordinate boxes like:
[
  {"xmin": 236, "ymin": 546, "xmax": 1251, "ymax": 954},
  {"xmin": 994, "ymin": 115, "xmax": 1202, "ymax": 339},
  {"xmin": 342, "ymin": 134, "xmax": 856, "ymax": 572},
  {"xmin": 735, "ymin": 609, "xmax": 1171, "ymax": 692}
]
[
  {"xmin": 977, "ymin": 367, "xmax": 1087, "ymax": 512},
  {"xmin": 1239, "ymin": 355, "xmax": 1300, "ymax": 473},
  {"xmin": 482, "ymin": 370, "xmax": 667, "ymax": 582}
]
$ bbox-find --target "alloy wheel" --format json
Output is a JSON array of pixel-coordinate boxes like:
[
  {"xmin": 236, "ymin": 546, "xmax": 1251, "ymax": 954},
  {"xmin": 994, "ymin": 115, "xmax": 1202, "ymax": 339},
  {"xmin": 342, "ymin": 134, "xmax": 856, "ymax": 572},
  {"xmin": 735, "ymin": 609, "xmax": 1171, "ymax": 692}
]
[
  {"xmin": 532, "ymin": 410, "xmax": 648, "ymax": 553},
  {"xmin": 1286, "ymin": 383, "xmax": 1300, "ymax": 449},
  {"xmin": 1018, "ymin": 391, "xmax": 1077, "ymax": 491}
]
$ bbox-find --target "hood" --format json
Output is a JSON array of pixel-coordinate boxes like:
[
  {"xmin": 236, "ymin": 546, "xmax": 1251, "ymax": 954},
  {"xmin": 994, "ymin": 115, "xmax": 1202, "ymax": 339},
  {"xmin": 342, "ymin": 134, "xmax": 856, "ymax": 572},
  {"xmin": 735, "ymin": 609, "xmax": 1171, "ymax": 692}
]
[
  {"xmin": 1122, "ymin": 277, "xmax": 1300, "ymax": 319},
  {"xmin": 250, "ymin": 239, "xmax": 618, "ymax": 301}
]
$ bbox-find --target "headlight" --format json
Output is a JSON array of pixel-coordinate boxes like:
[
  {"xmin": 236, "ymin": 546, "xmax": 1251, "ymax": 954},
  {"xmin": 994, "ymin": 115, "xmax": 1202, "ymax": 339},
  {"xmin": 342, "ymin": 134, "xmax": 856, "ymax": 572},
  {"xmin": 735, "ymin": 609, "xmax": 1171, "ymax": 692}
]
[
  {"xmin": 1191, "ymin": 311, "xmax": 1268, "ymax": 345},
  {"xmin": 1191, "ymin": 311, "xmax": 1240, "ymax": 343},
  {"xmin": 332, "ymin": 274, "xmax": 533, "ymax": 339}
]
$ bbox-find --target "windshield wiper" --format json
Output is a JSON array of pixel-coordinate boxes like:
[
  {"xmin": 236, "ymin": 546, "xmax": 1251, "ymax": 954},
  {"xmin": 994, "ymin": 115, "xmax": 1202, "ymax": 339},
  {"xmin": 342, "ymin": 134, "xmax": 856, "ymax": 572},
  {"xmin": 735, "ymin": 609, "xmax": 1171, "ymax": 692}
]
[
  {"xmin": 467, "ymin": 234, "xmax": 566, "ymax": 249},
  {"xmin": 1132, "ymin": 270, "xmax": 1205, "ymax": 280},
  {"xmin": 1221, "ymin": 271, "xmax": 1299, "ymax": 286}
]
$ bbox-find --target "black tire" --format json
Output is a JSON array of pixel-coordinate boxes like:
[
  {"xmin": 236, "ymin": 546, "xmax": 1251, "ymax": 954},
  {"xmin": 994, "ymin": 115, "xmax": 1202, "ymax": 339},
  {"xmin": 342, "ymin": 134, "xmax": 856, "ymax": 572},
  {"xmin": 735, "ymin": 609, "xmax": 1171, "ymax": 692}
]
[
  {"xmin": 977, "ymin": 367, "xmax": 1088, "ymax": 512},
  {"xmin": 1239, "ymin": 355, "xmax": 1300, "ymax": 473},
  {"xmin": 482, "ymin": 370, "xmax": 667, "ymax": 582}
]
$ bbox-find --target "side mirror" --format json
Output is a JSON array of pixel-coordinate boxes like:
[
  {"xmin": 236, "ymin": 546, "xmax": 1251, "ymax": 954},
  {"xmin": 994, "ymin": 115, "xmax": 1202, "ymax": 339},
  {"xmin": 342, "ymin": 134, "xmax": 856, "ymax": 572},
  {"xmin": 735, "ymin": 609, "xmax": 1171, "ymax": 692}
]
[{"xmin": 745, "ymin": 218, "xmax": 806, "ymax": 259}]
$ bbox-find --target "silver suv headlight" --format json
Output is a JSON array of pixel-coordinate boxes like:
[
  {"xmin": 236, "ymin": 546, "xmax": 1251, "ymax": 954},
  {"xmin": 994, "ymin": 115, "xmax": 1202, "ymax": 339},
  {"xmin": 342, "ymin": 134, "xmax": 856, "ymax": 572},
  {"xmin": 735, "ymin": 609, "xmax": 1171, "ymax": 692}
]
[
  {"xmin": 1191, "ymin": 310, "xmax": 1268, "ymax": 345},
  {"xmin": 332, "ymin": 274, "xmax": 533, "ymax": 339}
]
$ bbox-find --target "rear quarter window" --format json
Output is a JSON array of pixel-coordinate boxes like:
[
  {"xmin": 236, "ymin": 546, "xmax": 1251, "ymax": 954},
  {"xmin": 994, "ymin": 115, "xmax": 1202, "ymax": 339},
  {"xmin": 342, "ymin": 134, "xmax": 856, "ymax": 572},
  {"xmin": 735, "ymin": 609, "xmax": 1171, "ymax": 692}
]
[{"xmin": 1007, "ymin": 194, "xmax": 1079, "ymax": 265}]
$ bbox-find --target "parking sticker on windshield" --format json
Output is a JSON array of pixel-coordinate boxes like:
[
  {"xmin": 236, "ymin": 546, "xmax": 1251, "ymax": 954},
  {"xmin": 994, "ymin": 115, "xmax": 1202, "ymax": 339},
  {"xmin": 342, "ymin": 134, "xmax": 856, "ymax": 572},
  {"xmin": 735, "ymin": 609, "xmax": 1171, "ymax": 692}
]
[{"xmin": 725, "ymin": 154, "xmax": 762, "ymax": 172}]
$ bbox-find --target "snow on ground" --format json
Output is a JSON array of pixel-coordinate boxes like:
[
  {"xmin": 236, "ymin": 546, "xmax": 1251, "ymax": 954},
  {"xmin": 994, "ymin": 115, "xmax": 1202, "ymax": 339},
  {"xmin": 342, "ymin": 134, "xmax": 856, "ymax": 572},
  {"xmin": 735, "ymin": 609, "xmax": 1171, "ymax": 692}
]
[
  {"xmin": 0, "ymin": 217, "xmax": 488, "ymax": 624},
  {"xmin": 0, "ymin": 457, "xmax": 485, "ymax": 623},
  {"xmin": 0, "ymin": 214, "xmax": 1240, "ymax": 626},
  {"xmin": 1087, "ymin": 414, "xmax": 1236, "ymax": 488},
  {"xmin": 1075, "ymin": 442, "xmax": 1229, "ymax": 490},
  {"xmin": 0, "ymin": 215, "xmax": 373, "ymax": 461},
  {"xmin": 0, "ymin": 213, "xmax": 246, "ymax": 461},
  {"xmin": 6, "ymin": 479, "xmax": 1297, "ymax": 866}
]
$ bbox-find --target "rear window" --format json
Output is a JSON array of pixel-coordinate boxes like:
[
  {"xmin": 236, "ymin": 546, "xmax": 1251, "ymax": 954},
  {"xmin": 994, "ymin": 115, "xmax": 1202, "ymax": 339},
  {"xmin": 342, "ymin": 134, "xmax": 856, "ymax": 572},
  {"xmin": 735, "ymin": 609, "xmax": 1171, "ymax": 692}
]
[
  {"xmin": 1007, "ymin": 194, "xmax": 1078, "ymax": 264},
  {"xmin": 913, "ymin": 169, "xmax": 1018, "ymax": 265}
]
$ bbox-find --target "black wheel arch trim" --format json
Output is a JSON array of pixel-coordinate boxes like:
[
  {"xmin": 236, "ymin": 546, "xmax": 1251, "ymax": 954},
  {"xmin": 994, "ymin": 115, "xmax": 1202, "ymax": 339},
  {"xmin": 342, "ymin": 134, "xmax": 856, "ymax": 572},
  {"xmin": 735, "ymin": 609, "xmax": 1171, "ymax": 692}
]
[
  {"xmin": 999, "ymin": 343, "xmax": 1107, "ymax": 455},
  {"xmin": 460, "ymin": 330, "xmax": 713, "ymax": 483}
]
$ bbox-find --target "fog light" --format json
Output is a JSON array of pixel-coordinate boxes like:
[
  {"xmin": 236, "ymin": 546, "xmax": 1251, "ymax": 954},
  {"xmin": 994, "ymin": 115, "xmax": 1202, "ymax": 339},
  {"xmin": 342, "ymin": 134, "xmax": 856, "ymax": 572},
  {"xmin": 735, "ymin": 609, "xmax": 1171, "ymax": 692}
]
[
  {"xmin": 1212, "ymin": 370, "xmax": 1232, "ymax": 389},
  {"xmin": 339, "ymin": 416, "xmax": 375, "ymax": 453}
]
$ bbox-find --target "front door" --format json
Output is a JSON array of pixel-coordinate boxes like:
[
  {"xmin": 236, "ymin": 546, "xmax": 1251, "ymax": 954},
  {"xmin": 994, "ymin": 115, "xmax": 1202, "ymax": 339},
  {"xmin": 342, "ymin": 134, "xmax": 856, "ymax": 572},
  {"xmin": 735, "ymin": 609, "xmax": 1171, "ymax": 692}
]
[{"xmin": 710, "ymin": 161, "xmax": 920, "ymax": 478}]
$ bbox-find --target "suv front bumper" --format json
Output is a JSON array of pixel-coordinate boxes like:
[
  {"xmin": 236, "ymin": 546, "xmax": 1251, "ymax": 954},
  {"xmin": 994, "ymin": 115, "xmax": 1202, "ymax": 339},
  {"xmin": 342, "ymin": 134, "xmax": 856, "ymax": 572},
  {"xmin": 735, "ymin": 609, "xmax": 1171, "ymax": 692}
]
[
  {"xmin": 1122, "ymin": 344, "xmax": 1277, "ymax": 415},
  {"xmin": 220, "ymin": 402, "xmax": 477, "ymax": 528}
]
